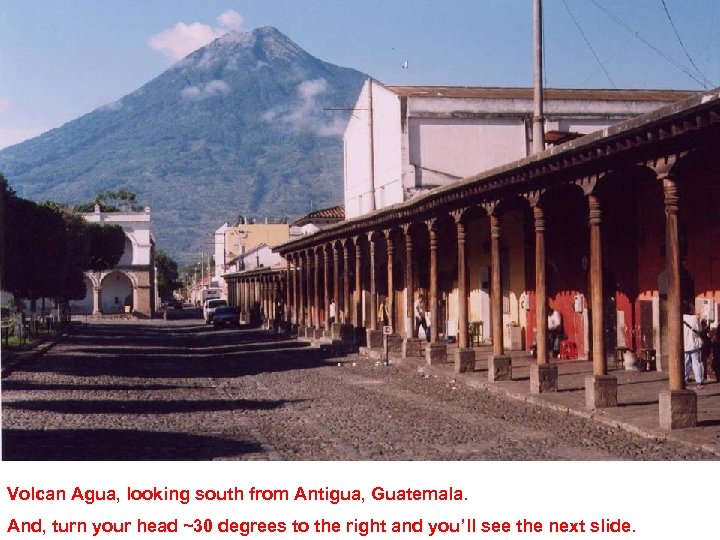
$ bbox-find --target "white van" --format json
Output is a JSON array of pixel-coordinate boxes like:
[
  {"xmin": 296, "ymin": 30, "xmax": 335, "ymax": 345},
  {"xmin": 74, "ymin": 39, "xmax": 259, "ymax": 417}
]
[{"xmin": 203, "ymin": 298, "xmax": 227, "ymax": 324}]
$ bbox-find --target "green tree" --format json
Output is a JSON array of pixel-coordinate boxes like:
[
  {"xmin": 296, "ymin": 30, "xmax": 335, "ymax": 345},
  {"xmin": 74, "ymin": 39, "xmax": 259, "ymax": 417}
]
[
  {"xmin": 85, "ymin": 223, "xmax": 126, "ymax": 271},
  {"xmin": 1, "ymin": 175, "xmax": 127, "ymax": 306},
  {"xmin": 155, "ymin": 249, "xmax": 180, "ymax": 300},
  {"xmin": 76, "ymin": 189, "xmax": 144, "ymax": 212}
]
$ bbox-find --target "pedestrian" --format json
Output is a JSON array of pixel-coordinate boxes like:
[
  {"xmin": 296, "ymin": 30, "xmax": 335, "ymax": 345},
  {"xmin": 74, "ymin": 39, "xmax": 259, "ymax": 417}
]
[
  {"xmin": 329, "ymin": 298, "xmax": 336, "ymax": 324},
  {"xmin": 708, "ymin": 326, "xmax": 720, "ymax": 382},
  {"xmin": 414, "ymin": 290, "xmax": 429, "ymax": 341},
  {"xmin": 683, "ymin": 302, "xmax": 705, "ymax": 388},
  {"xmin": 378, "ymin": 296, "xmax": 389, "ymax": 327},
  {"xmin": 548, "ymin": 301, "xmax": 563, "ymax": 358}
]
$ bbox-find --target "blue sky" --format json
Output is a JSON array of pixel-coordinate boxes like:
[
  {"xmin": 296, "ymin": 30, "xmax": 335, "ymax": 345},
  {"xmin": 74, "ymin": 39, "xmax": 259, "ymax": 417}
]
[{"xmin": 1, "ymin": 0, "xmax": 719, "ymax": 149}]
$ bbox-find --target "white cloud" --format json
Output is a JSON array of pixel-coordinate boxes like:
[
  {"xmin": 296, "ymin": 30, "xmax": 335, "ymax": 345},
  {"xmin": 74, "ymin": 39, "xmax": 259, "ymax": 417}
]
[
  {"xmin": 99, "ymin": 100, "xmax": 123, "ymax": 112},
  {"xmin": 149, "ymin": 10, "xmax": 245, "ymax": 62},
  {"xmin": 262, "ymin": 79, "xmax": 345, "ymax": 137},
  {"xmin": 181, "ymin": 80, "xmax": 231, "ymax": 100},
  {"xmin": 217, "ymin": 10, "xmax": 244, "ymax": 31}
]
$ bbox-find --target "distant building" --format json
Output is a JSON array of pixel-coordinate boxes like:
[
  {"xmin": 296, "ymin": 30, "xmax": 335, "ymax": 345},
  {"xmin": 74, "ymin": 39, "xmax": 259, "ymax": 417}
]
[
  {"xmin": 213, "ymin": 219, "xmax": 290, "ymax": 294},
  {"xmin": 290, "ymin": 205, "xmax": 345, "ymax": 236},
  {"xmin": 69, "ymin": 206, "xmax": 156, "ymax": 317},
  {"xmin": 343, "ymin": 81, "xmax": 694, "ymax": 218}
]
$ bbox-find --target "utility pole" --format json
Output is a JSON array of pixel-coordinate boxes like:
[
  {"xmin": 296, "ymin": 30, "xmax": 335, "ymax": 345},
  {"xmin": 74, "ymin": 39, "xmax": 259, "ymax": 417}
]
[
  {"xmin": 201, "ymin": 251, "xmax": 205, "ymax": 289},
  {"xmin": 532, "ymin": 0, "xmax": 545, "ymax": 154}
]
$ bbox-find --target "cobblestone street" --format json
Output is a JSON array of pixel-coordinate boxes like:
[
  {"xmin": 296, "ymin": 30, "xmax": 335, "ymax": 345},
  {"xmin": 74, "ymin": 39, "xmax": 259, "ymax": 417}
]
[{"xmin": 2, "ymin": 320, "xmax": 718, "ymax": 460}]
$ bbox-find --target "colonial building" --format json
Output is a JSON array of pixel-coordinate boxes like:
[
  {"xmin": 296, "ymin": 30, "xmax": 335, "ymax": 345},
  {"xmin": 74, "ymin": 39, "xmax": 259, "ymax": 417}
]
[
  {"xmin": 266, "ymin": 86, "xmax": 720, "ymax": 430},
  {"xmin": 344, "ymin": 81, "xmax": 693, "ymax": 218},
  {"xmin": 69, "ymin": 206, "xmax": 156, "ymax": 317},
  {"xmin": 213, "ymin": 219, "xmax": 290, "ymax": 295}
]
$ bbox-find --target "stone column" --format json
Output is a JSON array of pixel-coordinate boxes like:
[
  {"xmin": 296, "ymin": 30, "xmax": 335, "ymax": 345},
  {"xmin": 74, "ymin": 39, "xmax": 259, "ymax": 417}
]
[
  {"xmin": 585, "ymin": 192, "xmax": 617, "ymax": 409},
  {"xmin": 529, "ymin": 202, "xmax": 558, "ymax": 392},
  {"xmin": 385, "ymin": 229, "xmax": 395, "ymax": 331},
  {"xmin": 313, "ymin": 249, "xmax": 321, "ymax": 330},
  {"xmin": 402, "ymin": 224, "xmax": 415, "ymax": 338},
  {"xmin": 488, "ymin": 212, "xmax": 511, "ymax": 381},
  {"xmin": 659, "ymin": 174, "xmax": 696, "ymax": 429},
  {"xmin": 92, "ymin": 286, "xmax": 101, "ymax": 315},
  {"xmin": 453, "ymin": 213, "xmax": 474, "ymax": 373}
]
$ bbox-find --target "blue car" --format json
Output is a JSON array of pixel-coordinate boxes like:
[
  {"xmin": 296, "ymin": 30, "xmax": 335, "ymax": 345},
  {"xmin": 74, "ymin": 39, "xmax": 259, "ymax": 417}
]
[{"xmin": 212, "ymin": 306, "xmax": 239, "ymax": 329}]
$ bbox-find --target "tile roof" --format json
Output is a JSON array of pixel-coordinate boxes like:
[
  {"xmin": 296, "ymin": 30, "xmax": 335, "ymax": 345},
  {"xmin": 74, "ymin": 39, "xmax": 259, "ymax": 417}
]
[
  {"xmin": 385, "ymin": 86, "xmax": 695, "ymax": 102},
  {"xmin": 292, "ymin": 205, "xmax": 345, "ymax": 225}
]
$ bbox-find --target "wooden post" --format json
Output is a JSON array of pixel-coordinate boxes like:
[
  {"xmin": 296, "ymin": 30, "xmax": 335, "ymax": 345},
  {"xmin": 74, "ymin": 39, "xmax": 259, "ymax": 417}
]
[
  {"xmin": 403, "ymin": 224, "xmax": 414, "ymax": 338},
  {"xmin": 313, "ymin": 249, "xmax": 320, "ymax": 329},
  {"xmin": 298, "ymin": 254, "xmax": 305, "ymax": 326},
  {"xmin": 534, "ymin": 205, "xmax": 548, "ymax": 365},
  {"xmin": 323, "ymin": 246, "xmax": 331, "ymax": 330},
  {"xmin": 664, "ymin": 177, "xmax": 684, "ymax": 391},
  {"xmin": 588, "ymin": 194, "xmax": 606, "ymax": 376},
  {"xmin": 454, "ymin": 214, "xmax": 469, "ymax": 349},
  {"xmin": 428, "ymin": 219, "xmax": 438, "ymax": 343},
  {"xmin": 342, "ymin": 240, "xmax": 350, "ymax": 324},
  {"xmin": 385, "ymin": 229, "xmax": 394, "ymax": 330},
  {"xmin": 490, "ymin": 212, "xmax": 504, "ymax": 357},
  {"xmin": 333, "ymin": 243, "xmax": 340, "ymax": 325},
  {"xmin": 354, "ymin": 236, "xmax": 362, "ymax": 327},
  {"xmin": 368, "ymin": 232, "xmax": 378, "ymax": 330}
]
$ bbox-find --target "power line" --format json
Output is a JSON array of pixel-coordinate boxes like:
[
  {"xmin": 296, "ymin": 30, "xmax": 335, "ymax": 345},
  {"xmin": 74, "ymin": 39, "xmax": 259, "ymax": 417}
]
[
  {"xmin": 562, "ymin": 0, "xmax": 617, "ymax": 88},
  {"xmin": 659, "ymin": 0, "xmax": 712, "ymax": 88},
  {"xmin": 587, "ymin": 0, "xmax": 709, "ymax": 88}
]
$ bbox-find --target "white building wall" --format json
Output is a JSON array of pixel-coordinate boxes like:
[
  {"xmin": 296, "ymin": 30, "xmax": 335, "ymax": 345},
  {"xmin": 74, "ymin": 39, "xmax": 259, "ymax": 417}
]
[
  {"xmin": 408, "ymin": 118, "xmax": 527, "ymax": 183},
  {"xmin": 84, "ymin": 207, "xmax": 153, "ymax": 266},
  {"xmin": 344, "ymin": 83, "xmax": 373, "ymax": 219},
  {"xmin": 344, "ymin": 83, "xmax": 690, "ymax": 218},
  {"xmin": 371, "ymin": 83, "xmax": 403, "ymax": 209}
]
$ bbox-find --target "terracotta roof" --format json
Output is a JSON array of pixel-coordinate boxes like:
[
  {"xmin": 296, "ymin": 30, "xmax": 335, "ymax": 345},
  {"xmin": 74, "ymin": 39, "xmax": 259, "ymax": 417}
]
[
  {"xmin": 385, "ymin": 86, "xmax": 695, "ymax": 102},
  {"xmin": 292, "ymin": 205, "xmax": 345, "ymax": 225}
]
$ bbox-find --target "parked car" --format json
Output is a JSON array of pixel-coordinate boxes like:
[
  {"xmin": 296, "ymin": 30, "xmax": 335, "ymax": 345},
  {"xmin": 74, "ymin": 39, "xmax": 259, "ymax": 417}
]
[
  {"xmin": 164, "ymin": 298, "xmax": 183, "ymax": 309},
  {"xmin": 212, "ymin": 306, "xmax": 239, "ymax": 329},
  {"xmin": 203, "ymin": 299, "xmax": 228, "ymax": 324}
]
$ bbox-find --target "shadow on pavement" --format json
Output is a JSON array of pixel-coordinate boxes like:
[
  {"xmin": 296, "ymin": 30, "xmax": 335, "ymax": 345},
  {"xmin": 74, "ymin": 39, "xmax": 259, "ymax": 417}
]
[
  {"xmin": 1, "ymin": 381, "xmax": 194, "ymax": 392},
  {"xmin": 14, "ymin": 323, "xmax": 335, "ymax": 379},
  {"xmin": 5, "ymin": 398, "xmax": 298, "ymax": 415},
  {"xmin": 2, "ymin": 429, "xmax": 266, "ymax": 460}
]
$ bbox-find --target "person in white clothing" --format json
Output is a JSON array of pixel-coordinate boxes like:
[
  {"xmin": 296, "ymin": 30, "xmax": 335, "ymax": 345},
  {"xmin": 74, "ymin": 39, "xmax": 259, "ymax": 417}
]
[
  {"xmin": 683, "ymin": 302, "xmax": 705, "ymax": 388},
  {"xmin": 547, "ymin": 302, "xmax": 563, "ymax": 358}
]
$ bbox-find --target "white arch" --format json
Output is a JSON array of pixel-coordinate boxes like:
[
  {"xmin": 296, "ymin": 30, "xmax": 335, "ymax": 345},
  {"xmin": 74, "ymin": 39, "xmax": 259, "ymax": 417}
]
[{"xmin": 100, "ymin": 271, "xmax": 135, "ymax": 314}]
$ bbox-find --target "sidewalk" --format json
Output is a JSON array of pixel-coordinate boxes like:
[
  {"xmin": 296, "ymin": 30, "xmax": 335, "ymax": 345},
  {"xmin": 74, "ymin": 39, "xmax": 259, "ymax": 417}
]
[
  {"xmin": 0, "ymin": 326, "xmax": 72, "ymax": 378},
  {"xmin": 385, "ymin": 345, "xmax": 720, "ymax": 458}
]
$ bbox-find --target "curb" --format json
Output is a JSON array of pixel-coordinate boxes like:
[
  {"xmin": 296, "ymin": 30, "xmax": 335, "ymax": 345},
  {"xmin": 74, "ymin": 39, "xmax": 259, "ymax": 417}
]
[
  {"xmin": 389, "ymin": 353, "xmax": 720, "ymax": 459},
  {"xmin": 1, "ymin": 329, "xmax": 72, "ymax": 379}
]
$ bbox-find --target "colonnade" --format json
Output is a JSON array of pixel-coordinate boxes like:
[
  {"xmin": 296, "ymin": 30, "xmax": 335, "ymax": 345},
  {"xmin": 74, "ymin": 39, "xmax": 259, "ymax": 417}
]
[
  {"xmin": 227, "ymin": 272, "xmax": 284, "ymax": 328},
  {"xmin": 274, "ymin": 160, "xmax": 694, "ymax": 429}
]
